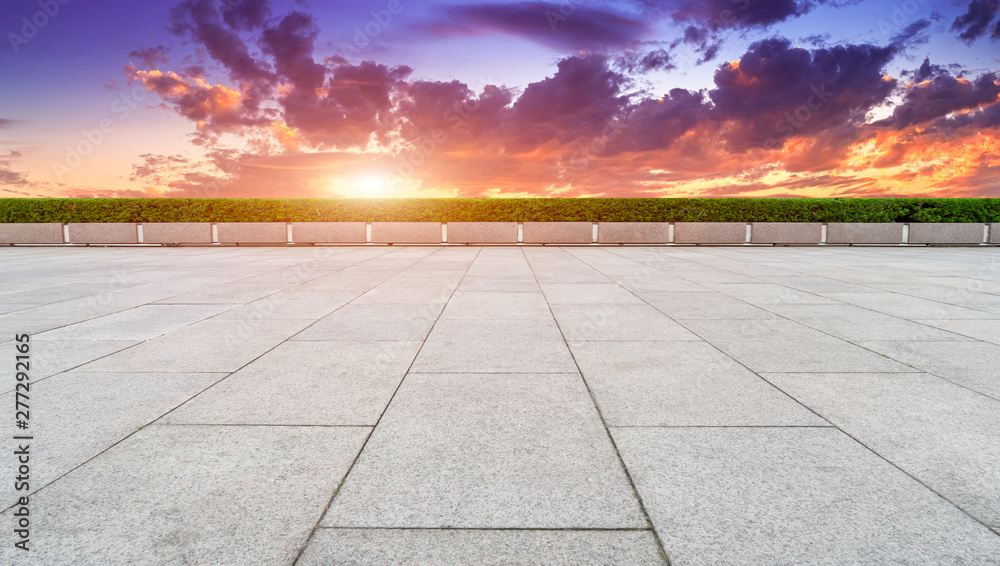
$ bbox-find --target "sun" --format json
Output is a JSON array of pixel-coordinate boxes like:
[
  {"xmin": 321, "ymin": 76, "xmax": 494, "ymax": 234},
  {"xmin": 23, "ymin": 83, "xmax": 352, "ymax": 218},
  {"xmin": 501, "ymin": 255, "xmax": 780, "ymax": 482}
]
[{"xmin": 345, "ymin": 175, "xmax": 389, "ymax": 197}]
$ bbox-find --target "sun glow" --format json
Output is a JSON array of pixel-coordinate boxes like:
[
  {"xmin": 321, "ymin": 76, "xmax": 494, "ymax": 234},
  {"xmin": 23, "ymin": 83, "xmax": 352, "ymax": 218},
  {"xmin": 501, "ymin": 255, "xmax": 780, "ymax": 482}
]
[{"xmin": 344, "ymin": 175, "xmax": 390, "ymax": 197}]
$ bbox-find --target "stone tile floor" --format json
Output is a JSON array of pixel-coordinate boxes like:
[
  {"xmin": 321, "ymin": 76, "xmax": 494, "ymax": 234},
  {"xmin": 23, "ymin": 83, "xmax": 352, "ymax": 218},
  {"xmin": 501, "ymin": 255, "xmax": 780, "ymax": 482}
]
[{"xmin": 1, "ymin": 245, "xmax": 999, "ymax": 565}]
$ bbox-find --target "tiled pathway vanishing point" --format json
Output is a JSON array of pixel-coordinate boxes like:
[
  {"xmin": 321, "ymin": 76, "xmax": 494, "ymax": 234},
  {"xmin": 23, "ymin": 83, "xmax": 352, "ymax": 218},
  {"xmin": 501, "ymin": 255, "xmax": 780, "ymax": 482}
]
[{"xmin": 1, "ymin": 245, "xmax": 1000, "ymax": 565}]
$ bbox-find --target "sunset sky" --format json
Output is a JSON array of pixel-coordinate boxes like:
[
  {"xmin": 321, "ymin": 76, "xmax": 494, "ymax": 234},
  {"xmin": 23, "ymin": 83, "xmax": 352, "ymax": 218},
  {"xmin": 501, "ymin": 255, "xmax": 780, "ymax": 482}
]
[{"xmin": 1, "ymin": 0, "xmax": 999, "ymax": 199}]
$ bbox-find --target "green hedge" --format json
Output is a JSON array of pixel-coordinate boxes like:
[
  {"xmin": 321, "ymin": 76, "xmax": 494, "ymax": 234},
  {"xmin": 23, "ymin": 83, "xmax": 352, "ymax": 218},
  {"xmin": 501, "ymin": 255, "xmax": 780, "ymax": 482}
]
[{"xmin": 1, "ymin": 198, "xmax": 999, "ymax": 223}]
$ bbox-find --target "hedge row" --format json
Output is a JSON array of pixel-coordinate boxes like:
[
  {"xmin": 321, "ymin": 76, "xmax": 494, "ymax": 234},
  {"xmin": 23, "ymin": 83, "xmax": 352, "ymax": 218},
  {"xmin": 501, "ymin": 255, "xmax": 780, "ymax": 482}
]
[{"xmin": 2, "ymin": 198, "xmax": 999, "ymax": 223}]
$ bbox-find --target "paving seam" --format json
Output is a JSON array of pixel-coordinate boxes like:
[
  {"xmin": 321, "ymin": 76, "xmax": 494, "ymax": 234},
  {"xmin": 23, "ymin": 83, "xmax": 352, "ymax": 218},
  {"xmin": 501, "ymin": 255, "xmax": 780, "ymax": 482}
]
[
  {"xmin": 313, "ymin": 526, "xmax": 656, "ymax": 531},
  {"xmin": 594, "ymin": 247, "xmax": 1000, "ymax": 537},
  {"xmin": 576, "ymin": 246, "xmax": 838, "ymax": 428},
  {"xmin": 523, "ymin": 246, "xmax": 672, "ymax": 565},
  {"xmin": 0, "ymin": 369, "xmax": 240, "ymax": 514},
  {"xmin": 0, "ymin": 247, "xmax": 419, "ymax": 513},
  {"xmin": 290, "ymin": 246, "xmax": 483, "ymax": 565},
  {"xmin": 153, "ymin": 423, "xmax": 375, "ymax": 427},
  {"xmin": 601, "ymin": 247, "xmax": 1000, "ymax": 401},
  {"xmin": 610, "ymin": 424, "xmax": 837, "ymax": 428}
]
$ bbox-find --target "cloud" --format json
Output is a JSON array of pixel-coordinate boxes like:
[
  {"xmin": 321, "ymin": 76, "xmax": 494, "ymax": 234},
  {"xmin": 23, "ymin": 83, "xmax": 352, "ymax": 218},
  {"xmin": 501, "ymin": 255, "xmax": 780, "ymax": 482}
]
[
  {"xmin": 876, "ymin": 62, "xmax": 1000, "ymax": 129},
  {"xmin": 398, "ymin": 81, "xmax": 512, "ymax": 147},
  {"xmin": 890, "ymin": 19, "xmax": 933, "ymax": 48},
  {"xmin": 420, "ymin": 2, "xmax": 650, "ymax": 51},
  {"xmin": 127, "ymin": 46, "xmax": 170, "ymax": 69},
  {"xmin": 504, "ymin": 54, "xmax": 632, "ymax": 151},
  {"xmin": 801, "ymin": 33, "xmax": 832, "ymax": 48},
  {"xmin": 220, "ymin": 0, "xmax": 272, "ymax": 31},
  {"xmin": 169, "ymin": 0, "xmax": 274, "ymax": 83},
  {"xmin": 130, "ymin": 154, "xmax": 191, "ymax": 182},
  {"xmin": 127, "ymin": 67, "xmax": 271, "ymax": 143},
  {"xmin": 618, "ymin": 89, "xmax": 710, "ymax": 152},
  {"xmin": 708, "ymin": 38, "xmax": 897, "ymax": 149},
  {"xmin": 0, "ymin": 167, "xmax": 29, "ymax": 186},
  {"xmin": 0, "ymin": 118, "xmax": 16, "ymax": 129},
  {"xmin": 929, "ymin": 99, "xmax": 1000, "ymax": 131},
  {"xmin": 150, "ymin": 150, "xmax": 384, "ymax": 198},
  {"xmin": 280, "ymin": 60, "xmax": 412, "ymax": 149},
  {"xmin": 901, "ymin": 57, "xmax": 949, "ymax": 82},
  {"xmin": 654, "ymin": 0, "xmax": 808, "ymax": 30},
  {"xmin": 261, "ymin": 11, "xmax": 325, "ymax": 91},
  {"xmin": 117, "ymin": 0, "xmax": 998, "ymax": 199},
  {"xmin": 951, "ymin": 0, "xmax": 1000, "ymax": 42},
  {"xmin": 614, "ymin": 49, "xmax": 675, "ymax": 73}
]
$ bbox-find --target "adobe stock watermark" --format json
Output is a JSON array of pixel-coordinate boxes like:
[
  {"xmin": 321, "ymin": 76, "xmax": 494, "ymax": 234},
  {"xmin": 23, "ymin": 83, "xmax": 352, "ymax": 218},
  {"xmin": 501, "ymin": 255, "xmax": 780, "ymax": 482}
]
[
  {"xmin": 563, "ymin": 116, "xmax": 626, "ymax": 173},
  {"xmin": 747, "ymin": 81, "xmax": 837, "ymax": 163},
  {"xmin": 545, "ymin": 0, "xmax": 586, "ymax": 29},
  {"xmin": 50, "ymin": 85, "xmax": 148, "ymax": 182},
  {"xmin": 877, "ymin": 0, "xmax": 930, "ymax": 41},
  {"xmin": 384, "ymin": 76, "xmax": 494, "ymax": 187},
  {"xmin": 336, "ymin": 0, "xmax": 414, "ymax": 55},
  {"xmin": 386, "ymin": 97, "xmax": 480, "ymax": 184},
  {"xmin": 6, "ymin": 0, "xmax": 71, "ymax": 54}
]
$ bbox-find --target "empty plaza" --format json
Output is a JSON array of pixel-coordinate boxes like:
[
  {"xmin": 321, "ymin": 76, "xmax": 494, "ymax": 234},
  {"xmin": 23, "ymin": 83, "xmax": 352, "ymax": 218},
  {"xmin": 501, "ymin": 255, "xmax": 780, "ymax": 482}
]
[{"xmin": 2, "ymin": 244, "xmax": 999, "ymax": 564}]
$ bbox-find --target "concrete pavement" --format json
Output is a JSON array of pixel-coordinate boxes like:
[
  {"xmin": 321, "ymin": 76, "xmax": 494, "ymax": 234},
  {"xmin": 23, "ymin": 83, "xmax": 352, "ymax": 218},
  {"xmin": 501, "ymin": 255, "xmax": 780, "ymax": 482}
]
[{"xmin": 1, "ymin": 245, "xmax": 999, "ymax": 564}]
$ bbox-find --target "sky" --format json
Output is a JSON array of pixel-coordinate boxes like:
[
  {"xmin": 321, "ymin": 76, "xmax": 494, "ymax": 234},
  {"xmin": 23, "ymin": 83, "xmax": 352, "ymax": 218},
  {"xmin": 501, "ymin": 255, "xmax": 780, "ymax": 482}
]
[{"xmin": 0, "ymin": 0, "xmax": 998, "ymax": 199}]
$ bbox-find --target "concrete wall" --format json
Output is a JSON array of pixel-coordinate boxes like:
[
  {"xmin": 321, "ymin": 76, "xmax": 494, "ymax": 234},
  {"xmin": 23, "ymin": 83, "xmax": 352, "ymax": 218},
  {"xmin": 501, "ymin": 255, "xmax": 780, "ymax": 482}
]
[
  {"xmin": 4, "ymin": 222, "xmax": 998, "ymax": 246},
  {"xmin": 446, "ymin": 222, "xmax": 518, "ymax": 244},
  {"xmin": 674, "ymin": 222, "xmax": 746, "ymax": 244},
  {"xmin": 216, "ymin": 222, "xmax": 287, "ymax": 243},
  {"xmin": 291, "ymin": 222, "xmax": 366, "ymax": 243},
  {"xmin": 68, "ymin": 223, "xmax": 138, "ymax": 244},
  {"xmin": 908, "ymin": 223, "xmax": 985, "ymax": 245},
  {"xmin": 0, "ymin": 223, "xmax": 64, "ymax": 244},
  {"xmin": 142, "ymin": 223, "xmax": 212, "ymax": 244},
  {"xmin": 372, "ymin": 222, "xmax": 442, "ymax": 244},
  {"xmin": 523, "ymin": 222, "xmax": 593, "ymax": 244},
  {"xmin": 827, "ymin": 223, "xmax": 905, "ymax": 245},
  {"xmin": 751, "ymin": 222, "xmax": 823, "ymax": 244},
  {"xmin": 598, "ymin": 222, "xmax": 669, "ymax": 244}
]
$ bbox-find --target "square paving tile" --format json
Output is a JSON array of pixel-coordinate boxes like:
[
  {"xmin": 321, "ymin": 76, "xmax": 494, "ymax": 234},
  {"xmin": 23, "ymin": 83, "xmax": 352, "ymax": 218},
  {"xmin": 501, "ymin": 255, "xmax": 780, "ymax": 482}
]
[
  {"xmin": 551, "ymin": 304, "xmax": 700, "ymax": 341},
  {"xmin": 456, "ymin": 277, "xmax": 541, "ymax": 293},
  {"xmin": 762, "ymin": 304, "xmax": 972, "ymax": 342},
  {"xmin": 820, "ymin": 292, "xmax": 997, "ymax": 320},
  {"xmin": 2, "ymin": 340, "xmax": 139, "ymax": 389},
  {"xmin": 291, "ymin": 303, "xmax": 444, "ymax": 341},
  {"xmin": 610, "ymin": 275, "xmax": 713, "ymax": 293},
  {"xmin": 72, "ymin": 319, "xmax": 311, "ymax": 373},
  {"xmin": 540, "ymin": 283, "xmax": 643, "ymax": 304},
  {"xmin": 324, "ymin": 373, "xmax": 645, "ymax": 528},
  {"xmin": 0, "ymin": 426, "xmax": 369, "ymax": 565},
  {"xmin": 707, "ymin": 283, "xmax": 838, "ymax": 305},
  {"xmin": 914, "ymin": 319, "xmax": 1000, "ymax": 345},
  {"xmin": 162, "ymin": 341, "xmax": 422, "ymax": 425},
  {"xmin": 531, "ymin": 269, "xmax": 612, "ymax": 285},
  {"xmin": 863, "ymin": 283, "xmax": 1000, "ymax": 306},
  {"xmin": 756, "ymin": 276, "xmax": 875, "ymax": 294},
  {"xmin": 764, "ymin": 372, "xmax": 1000, "ymax": 528},
  {"xmin": 0, "ymin": 372, "xmax": 224, "ymax": 506},
  {"xmin": 410, "ymin": 319, "xmax": 577, "ymax": 373},
  {"xmin": 681, "ymin": 319, "xmax": 918, "ymax": 373},
  {"xmin": 640, "ymin": 292, "xmax": 780, "ymax": 319},
  {"xmin": 570, "ymin": 341, "xmax": 825, "ymax": 426},
  {"xmin": 213, "ymin": 291, "xmax": 357, "ymax": 320},
  {"xmin": 33, "ymin": 304, "xmax": 233, "ymax": 341},
  {"xmin": 857, "ymin": 341, "xmax": 1000, "ymax": 399},
  {"xmin": 299, "ymin": 529, "xmax": 664, "ymax": 565},
  {"xmin": 441, "ymin": 291, "xmax": 551, "ymax": 320},
  {"xmin": 155, "ymin": 283, "xmax": 290, "ymax": 304},
  {"xmin": 353, "ymin": 282, "xmax": 458, "ymax": 304},
  {"xmin": 613, "ymin": 427, "xmax": 1000, "ymax": 565}
]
